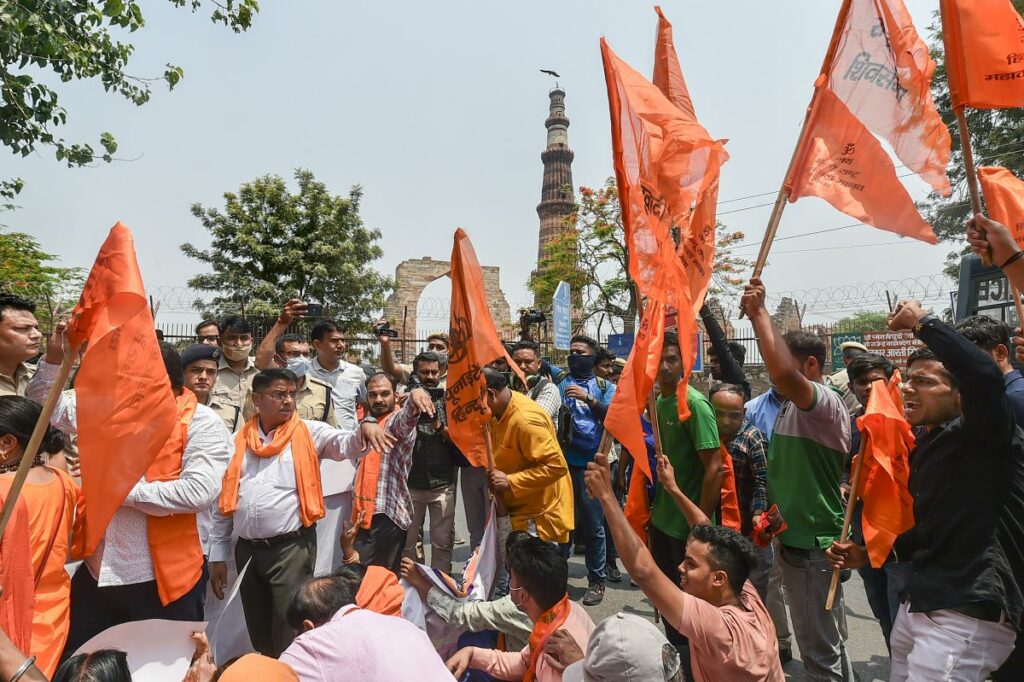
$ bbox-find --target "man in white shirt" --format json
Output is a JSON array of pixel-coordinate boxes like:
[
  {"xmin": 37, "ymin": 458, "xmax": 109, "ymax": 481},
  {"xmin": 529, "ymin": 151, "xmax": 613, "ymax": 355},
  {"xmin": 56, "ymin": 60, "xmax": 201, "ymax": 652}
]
[
  {"xmin": 28, "ymin": 341, "xmax": 234, "ymax": 658},
  {"xmin": 209, "ymin": 368, "xmax": 432, "ymax": 657}
]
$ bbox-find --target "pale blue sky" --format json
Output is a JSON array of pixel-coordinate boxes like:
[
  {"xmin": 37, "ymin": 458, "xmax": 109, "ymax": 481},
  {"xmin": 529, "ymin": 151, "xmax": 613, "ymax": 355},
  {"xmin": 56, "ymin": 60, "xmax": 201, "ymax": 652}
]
[{"xmin": 10, "ymin": 0, "xmax": 954, "ymax": 329}]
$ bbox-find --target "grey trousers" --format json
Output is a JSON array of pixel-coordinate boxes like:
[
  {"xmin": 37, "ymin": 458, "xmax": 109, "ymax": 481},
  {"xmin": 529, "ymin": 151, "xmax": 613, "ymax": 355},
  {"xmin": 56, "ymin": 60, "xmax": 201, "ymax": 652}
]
[
  {"xmin": 778, "ymin": 544, "xmax": 853, "ymax": 681},
  {"xmin": 235, "ymin": 525, "xmax": 317, "ymax": 658},
  {"xmin": 460, "ymin": 466, "xmax": 489, "ymax": 549},
  {"xmin": 766, "ymin": 537, "xmax": 792, "ymax": 653}
]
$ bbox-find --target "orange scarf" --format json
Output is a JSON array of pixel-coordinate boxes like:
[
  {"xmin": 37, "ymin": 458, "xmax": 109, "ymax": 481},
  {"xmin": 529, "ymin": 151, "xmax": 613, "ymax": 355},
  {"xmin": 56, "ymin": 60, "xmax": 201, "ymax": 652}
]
[
  {"xmin": 351, "ymin": 411, "xmax": 396, "ymax": 530},
  {"xmin": 355, "ymin": 565, "xmax": 404, "ymax": 616},
  {"xmin": 0, "ymin": 488, "xmax": 33, "ymax": 654},
  {"xmin": 220, "ymin": 413, "xmax": 325, "ymax": 527},
  {"xmin": 718, "ymin": 444, "xmax": 742, "ymax": 533},
  {"xmin": 524, "ymin": 595, "xmax": 571, "ymax": 682},
  {"xmin": 146, "ymin": 390, "xmax": 204, "ymax": 605}
]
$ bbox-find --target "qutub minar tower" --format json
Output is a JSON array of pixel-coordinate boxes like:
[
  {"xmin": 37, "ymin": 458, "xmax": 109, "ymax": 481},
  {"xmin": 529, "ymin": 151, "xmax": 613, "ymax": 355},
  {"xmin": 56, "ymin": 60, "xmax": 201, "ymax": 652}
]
[{"xmin": 534, "ymin": 86, "xmax": 576, "ymax": 305}]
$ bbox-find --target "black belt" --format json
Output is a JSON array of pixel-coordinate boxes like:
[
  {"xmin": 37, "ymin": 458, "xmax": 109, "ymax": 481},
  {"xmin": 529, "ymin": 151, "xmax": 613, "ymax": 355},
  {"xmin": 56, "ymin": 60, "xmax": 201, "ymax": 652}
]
[
  {"xmin": 239, "ymin": 523, "xmax": 316, "ymax": 547},
  {"xmin": 952, "ymin": 603, "xmax": 1007, "ymax": 624}
]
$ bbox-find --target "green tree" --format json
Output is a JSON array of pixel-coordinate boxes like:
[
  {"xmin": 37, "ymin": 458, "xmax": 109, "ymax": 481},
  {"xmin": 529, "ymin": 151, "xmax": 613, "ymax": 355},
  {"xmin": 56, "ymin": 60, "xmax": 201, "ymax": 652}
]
[
  {"xmin": 921, "ymin": 0, "xmax": 1024, "ymax": 280},
  {"xmin": 529, "ymin": 177, "xmax": 751, "ymax": 334},
  {"xmin": 0, "ymin": 0, "xmax": 259, "ymax": 198},
  {"xmin": 0, "ymin": 230, "xmax": 85, "ymax": 330},
  {"xmin": 835, "ymin": 310, "xmax": 890, "ymax": 334},
  {"xmin": 181, "ymin": 169, "xmax": 392, "ymax": 328}
]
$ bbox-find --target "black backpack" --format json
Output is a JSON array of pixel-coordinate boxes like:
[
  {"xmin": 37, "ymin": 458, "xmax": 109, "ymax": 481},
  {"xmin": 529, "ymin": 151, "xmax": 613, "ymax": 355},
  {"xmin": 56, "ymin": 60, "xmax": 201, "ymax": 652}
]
[{"xmin": 531, "ymin": 377, "xmax": 574, "ymax": 451}]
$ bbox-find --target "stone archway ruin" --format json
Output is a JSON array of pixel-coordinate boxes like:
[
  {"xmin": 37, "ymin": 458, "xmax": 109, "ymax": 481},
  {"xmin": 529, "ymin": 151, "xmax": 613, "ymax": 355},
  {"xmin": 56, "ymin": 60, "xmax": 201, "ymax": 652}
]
[{"xmin": 383, "ymin": 257, "xmax": 512, "ymax": 355}]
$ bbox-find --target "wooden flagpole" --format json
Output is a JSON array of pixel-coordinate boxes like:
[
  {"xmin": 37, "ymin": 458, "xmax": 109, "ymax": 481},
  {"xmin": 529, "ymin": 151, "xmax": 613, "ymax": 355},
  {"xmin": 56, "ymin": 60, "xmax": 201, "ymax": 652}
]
[
  {"xmin": 0, "ymin": 348, "xmax": 77, "ymax": 537},
  {"xmin": 826, "ymin": 436, "xmax": 867, "ymax": 610}
]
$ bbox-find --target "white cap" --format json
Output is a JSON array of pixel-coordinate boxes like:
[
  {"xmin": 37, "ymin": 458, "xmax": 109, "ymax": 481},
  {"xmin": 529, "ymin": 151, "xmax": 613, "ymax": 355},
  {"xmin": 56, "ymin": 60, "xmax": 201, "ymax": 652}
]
[{"xmin": 562, "ymin": 613, "xmax": 680, "ymax": 682}]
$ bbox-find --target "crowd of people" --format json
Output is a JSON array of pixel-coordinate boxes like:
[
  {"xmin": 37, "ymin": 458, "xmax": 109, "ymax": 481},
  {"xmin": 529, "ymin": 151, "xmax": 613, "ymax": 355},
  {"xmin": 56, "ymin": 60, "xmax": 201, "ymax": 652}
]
[{"xmin": 0, "ymin": 215, "xmax": 1023, "ymax": 681}]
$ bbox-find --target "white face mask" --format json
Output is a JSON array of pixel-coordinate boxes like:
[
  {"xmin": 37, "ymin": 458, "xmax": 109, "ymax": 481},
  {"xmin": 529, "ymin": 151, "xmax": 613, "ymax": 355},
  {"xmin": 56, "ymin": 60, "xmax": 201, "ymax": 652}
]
[
  {"xmin": 286, "ymin": 355, "xmax": 312, "ymax": 377},
  {"xmin": 222, "ymin": 343, "xmax": 252, "ymax": 361}
]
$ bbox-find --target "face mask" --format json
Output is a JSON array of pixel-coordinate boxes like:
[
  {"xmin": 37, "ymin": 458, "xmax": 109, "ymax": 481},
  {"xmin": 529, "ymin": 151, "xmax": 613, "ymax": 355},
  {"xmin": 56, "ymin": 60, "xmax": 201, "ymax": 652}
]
[
  {"xmin": 434, "ymin": 350, "xmax": 449, "ymax": 366},
  {"xmin": 222, "ymin": 343, "xmax": 252, "ymax": 362},
  {"xmin": 567, "ymin": 354, "xmax": 596, "ymax": 378},
  {"xmin": 286, "ymin": 356, "xmax": 311, "ymax": 376}
]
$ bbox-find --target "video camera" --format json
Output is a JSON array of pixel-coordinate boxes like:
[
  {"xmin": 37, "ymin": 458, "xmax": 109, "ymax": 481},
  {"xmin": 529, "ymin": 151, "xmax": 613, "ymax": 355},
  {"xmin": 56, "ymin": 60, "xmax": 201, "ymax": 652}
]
[
  {"xmin": 372, "ymin": 321, "xmax": 400, "ymax": 339},
  {"xmin": 520, "ymin": 308, "xmax": 547, "ymax": 324}
]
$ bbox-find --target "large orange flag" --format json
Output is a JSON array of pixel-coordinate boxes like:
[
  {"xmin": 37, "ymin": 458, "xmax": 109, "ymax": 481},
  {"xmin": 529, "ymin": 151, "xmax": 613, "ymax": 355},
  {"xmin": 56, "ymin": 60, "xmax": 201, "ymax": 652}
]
[
  {"xmin": 978, "ymin": 166, "xmax": 1024, "ymax": 247},
  {"xmin": 653, "ymin": 6, "xmax": 696, "ymax": 122},
  {"xmin": 786, "ymin": 84, "xmax": 938, "ymax": 244},
  {"xmin": 446, "ymin": 228, "xmax": 522, "ymax": 468},
  {"xmin": 941, "ymin": 0, "xmax": 1024, "ymax": 110},
  {"xmin": 68, "ymin": 223, "xmax": 178, "ymax": 557},
  {"xmin": 856, "ymin": 371, "xmax": 915, "ymax": 568}
]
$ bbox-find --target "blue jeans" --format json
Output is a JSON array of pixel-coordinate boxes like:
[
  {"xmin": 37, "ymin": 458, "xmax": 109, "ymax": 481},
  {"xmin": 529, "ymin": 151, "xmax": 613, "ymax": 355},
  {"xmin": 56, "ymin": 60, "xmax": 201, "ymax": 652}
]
[{"xmin": 569, "ymin": 466, "xmax": 607, "ymax": 583}]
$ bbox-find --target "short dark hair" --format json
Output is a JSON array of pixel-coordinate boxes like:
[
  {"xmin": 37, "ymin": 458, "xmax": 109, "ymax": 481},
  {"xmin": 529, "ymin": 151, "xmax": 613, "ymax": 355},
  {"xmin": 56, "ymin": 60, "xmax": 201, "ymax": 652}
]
[
  {"xmin": 689, "ymin": 524, "xmax": 759, "ymax": 595},
  {"xmin": 570, "ymin": 335, "xmax": 599, "ymax": 353},
  {"xmin": 275, "ymin": 333, "xmax": 308, "ymax": 355},
  {"xmin": 0, "ymin": 293, "xmax": 35, "ymax": 322},
  {"xmin": 160, "ymin": 342, "xmax": 184, "ymax": 389},
  {"xmin": 483, "ymin": 366, "xmax": 509, "ymax": 391},
  {"xmin": 311, "ymin": 319, "xmax": 342, "ymax": 342},
  {"xmin": 954, "ymin": 315, "xmax": 1012, "ymax": 353},
  {"xmin": 195, "ymin": 319, "xmax": 218, "ymax": 334},
  {"xmin": 847, "ymin": 353, "xmax": 895, "ymax": 383},
  {"xmin": 663, "ymin": 330, "xmax": 680, "ymax": 350},
  {"xmin": 413, "ymin": 351, "xmax": 441, "ymax": 371},
  {"xmin": 907, "ymin": 347, "xmax": 958, "ymax": 388},
  {"xmin": 512, "ymin": 340, "xmax": 541, "ymax": 357},
  {"xmin": 0, "ymin": 395, "xmax": 65, "ymax": 455},
  {"xmin": 727, "ymin": 341, "xmax": 747, "ymax": 366},
  {"xmin": 709, "ymin": 382, "xmax": 746, "ymax": 401},
  {"xmin": 595, "ymin": 347, "xmax": 616, "ymax": 363},
  {"xmin": 506, "ymin": 534, "xmax": 568, "ymax": 611},
  {"xmin": 252, "ymin": 368, "xmax": 298, "ymax": 393},
  {"xmin": 783, "ymin": 330, "xmax": 826, "ymax": 369},
  {"xmin": 219, "ymin": 315, "xmax": 251, "ymax": 335},
  {"xmin": 53, "ymin": 649, "xmax": 132, "ymax": 682},
  {"xmin": 286, "ymin": 573, "xmax": 359, "ymax": 631},
  {"xmin": 365, "ymin": 371, "xmax": 396, "ymax": 390}
]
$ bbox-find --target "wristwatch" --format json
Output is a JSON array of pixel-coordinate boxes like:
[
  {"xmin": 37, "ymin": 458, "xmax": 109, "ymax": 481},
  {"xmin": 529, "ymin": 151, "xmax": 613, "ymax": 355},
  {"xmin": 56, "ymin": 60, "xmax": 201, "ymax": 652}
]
[{"xmin": 912, "ymin": 313, "xmax": 938, "ymax": 337}]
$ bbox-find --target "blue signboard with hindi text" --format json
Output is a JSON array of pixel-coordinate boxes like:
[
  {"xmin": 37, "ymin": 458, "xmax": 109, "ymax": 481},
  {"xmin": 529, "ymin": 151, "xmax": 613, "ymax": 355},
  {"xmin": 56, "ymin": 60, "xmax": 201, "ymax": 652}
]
[{"xmin": 553, "ymin": 281, "xmax": 571, "ymax": 351}]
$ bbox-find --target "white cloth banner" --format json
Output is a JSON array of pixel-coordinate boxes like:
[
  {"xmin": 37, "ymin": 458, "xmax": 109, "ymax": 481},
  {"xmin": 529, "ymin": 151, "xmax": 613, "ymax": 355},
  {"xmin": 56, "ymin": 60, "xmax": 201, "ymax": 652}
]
[
  {"xmin": 208, "ymin": 558, "xmax": 256, "ymax": 665},
  {"xmin": 73, "ymin": 619, "xmax": 205, "ymax": 681}
]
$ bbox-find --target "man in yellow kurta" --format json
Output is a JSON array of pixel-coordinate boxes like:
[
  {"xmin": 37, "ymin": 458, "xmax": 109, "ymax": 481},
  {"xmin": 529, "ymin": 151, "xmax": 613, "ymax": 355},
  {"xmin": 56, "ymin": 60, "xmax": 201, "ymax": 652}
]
[{"xmin": 483, "ymin": 367, "xmax": 573, "ymax": 544}]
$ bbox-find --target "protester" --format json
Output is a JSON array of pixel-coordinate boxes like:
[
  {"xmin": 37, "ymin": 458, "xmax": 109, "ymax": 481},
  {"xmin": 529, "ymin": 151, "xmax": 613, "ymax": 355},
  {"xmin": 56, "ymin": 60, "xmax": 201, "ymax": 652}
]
[
  {"xmin": 280, "ymin": 573, "xmax": 451, "ymax": 681},
  {"xmin": 52, "ymin": 650, "xmax": 131, "ymax": 682},
  {"xmin": 211, "ymin": 315, "xmax": 259, "ymax": 432},
  {"xmin": 351, "ymin": 373, "xmax": 420, "ymax": 572},
  {"xmin": 954, "ymin": 315, "xmax": 1024, "ymax": 425},
  {"xmin": 484, "ymin": 368, "xmax": 573, "ymax": 545},
  {"xmin": 548, "ymin": 613, "xmax": 682, "ymax": 682},
  {"xmin": 586, "ymin": 452, "xmax": 783, "ymax": 681},
  {"xmin": 0, "ymin": 396, "xmax": 78, "ymax": 677},
  {"xmin": 30, "ymin": 338, "xmax": 233, "ymax": 657},
  {"xmin": 701, "ymin": 303, "xmax": 751, "ymax": 400},
  {"xmin": 741, "ymin": 277, "xmax": 852, "ymax": 680},
  {"xmin": 648, "ymin": 330, "xmax": 722, "ymax": 662},
  {"xmin": 195, "ymin": 320, "xmax": 220, "ymax": 347},
  {"xmin": 209, "ymin": 653, "xmax": 299, "ymax": 682},
  {"xmin": 594, "ymin": 347, "xmax": 616, "ymax": 380},
  {"xmin": 0, "ymin": 294, "xmax": 42, "ymax": 398},
  {"xmin": 377, "ymin": 326, "xmax": 450, "ymax": 388},
  {"xmin": 830, "ymin": 301, "xmax": 1024, "ymax": 680},
  {"xmin": 445, "ymin": 534, "xmax": 595, "ymax": 681},
  {"xmin": 556, "ymin": 335, "xmax": 616, "ymax": 606},
  {"xmin": 510, "ymin": 341, "xmax": 562, "ymax": 421},
  {"xmin": 825, "ymin": 341, "xmax": 868, "ymax": 415},
  {"xmin": 209, "ymin": 367, "xmax": 430, "ymax": 656},
  {"xmin": 708, "ymin": 383, "xmax": 771, "ymax": 600}
]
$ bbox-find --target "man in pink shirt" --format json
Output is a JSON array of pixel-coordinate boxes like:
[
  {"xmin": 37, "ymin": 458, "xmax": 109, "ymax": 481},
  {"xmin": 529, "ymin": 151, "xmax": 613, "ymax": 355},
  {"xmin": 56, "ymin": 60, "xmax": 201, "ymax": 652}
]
[
  {"xmin": 585, "ymin": 453, "xmax": 784, "ymax": 682},
  {"xmin": 445, "ymin": 533, "xmax": 595, "ymax": 681}
]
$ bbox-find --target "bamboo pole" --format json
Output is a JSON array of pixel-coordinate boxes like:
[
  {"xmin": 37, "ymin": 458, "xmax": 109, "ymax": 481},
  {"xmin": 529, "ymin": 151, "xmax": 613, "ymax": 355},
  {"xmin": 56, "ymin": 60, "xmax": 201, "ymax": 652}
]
[
  {"xmin": 0, "ymin": 349, "xmax": 77, "ymax": 537},
  {"xmin": 826, "ymin": 437, "xmax": 867, "ymax": 610}
]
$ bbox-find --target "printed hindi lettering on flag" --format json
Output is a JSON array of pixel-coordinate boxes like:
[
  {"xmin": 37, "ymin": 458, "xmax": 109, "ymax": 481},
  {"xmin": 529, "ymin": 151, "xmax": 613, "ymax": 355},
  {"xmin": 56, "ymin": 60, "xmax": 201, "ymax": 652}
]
[
  {"xmin": 445, "ymin": 228, "xmax": 522, "ymax": 468},
  {"xmin": 68, "ymin": 223, "xmax": 178, "ymax": 557},
  {"xmin": 941, "ymin": 0, "xmax": 1024, "ymax": 110},
  {"xmin": 978, "ymin": 166, "xmax": 1024, "ymax": 247},
  {"xmin": 855, "ymin": 372, "xmax": 915, "ymax": 568}
]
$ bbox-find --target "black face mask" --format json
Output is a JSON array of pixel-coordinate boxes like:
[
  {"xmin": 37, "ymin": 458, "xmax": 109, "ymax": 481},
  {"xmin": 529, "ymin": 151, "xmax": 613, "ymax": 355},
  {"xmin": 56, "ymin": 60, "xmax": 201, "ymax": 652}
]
[{"xmin": 568, "ymin": 354, "xmax": 597, "ymax": 378}]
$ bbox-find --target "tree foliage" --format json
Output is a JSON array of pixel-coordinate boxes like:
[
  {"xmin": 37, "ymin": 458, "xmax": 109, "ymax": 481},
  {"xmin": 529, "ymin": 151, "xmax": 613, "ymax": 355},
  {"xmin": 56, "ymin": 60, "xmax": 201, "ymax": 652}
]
[
  {"xmin": 181, "ymin": 169, "xmax": 392, "ymax": 328},
  {"xmin": 921, "ymin": 0, "xmax": 1024, "ymax": 279},
  {"xmin": 529, "ymin": 177, "xmax": 751, "ymax": 334},
  {"xmin": 0, "ymin": 0, "xmax": 259, "ymax": 197},
  {"xmin": 0, "ymin": 230, "xmax": 85, "ymax": 330},
  {"xmin": 835, "ymin": 310, "xmax": 890, "ymax": 334}
]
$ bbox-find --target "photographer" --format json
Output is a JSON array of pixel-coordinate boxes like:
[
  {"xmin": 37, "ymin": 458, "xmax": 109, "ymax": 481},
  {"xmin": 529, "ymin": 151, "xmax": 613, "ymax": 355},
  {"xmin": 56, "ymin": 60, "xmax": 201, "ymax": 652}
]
[{"xmin": 375, "ymin": 319, "xmax": 449, "ymax": 389}]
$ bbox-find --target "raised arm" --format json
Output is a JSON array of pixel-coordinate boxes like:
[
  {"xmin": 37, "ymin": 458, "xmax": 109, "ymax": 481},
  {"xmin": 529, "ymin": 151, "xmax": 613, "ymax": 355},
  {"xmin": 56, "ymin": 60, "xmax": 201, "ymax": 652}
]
[
  {"xmin": 375, "ymin": 321, "xmax": 410, "ymax": 385},
  {"xmin": 741, "ymin": 278, "xmax": 816, "ymax": 409},
  {"xmin": 967, "ymin": 214, "xmax": 1024, "ymax": 295},
  {"xmin": 701, "ymin": 304, "xmax": 750, "ymax": 397},
  {"xmin": 254, "ymin": 300, "xmax": 307, "ymax": 370},
  {"xmin": 657, "ymin": 454, "xmax": 713, "ymax": 528}
]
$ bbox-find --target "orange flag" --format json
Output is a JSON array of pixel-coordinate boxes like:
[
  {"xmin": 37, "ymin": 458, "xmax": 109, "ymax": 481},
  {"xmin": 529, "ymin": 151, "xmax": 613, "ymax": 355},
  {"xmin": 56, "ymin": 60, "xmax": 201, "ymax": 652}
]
[
  {"xmin": 941, "ymin": 0, "xmax": 1024, "ymax": 110},
  {"xmin": 446, "ymin": 228, "xmax": 522, "ymax": 468},
  {"xmin": 855, "ymin": 371, "xmax": 915, "ymax": 568},
  {"xmin": 653, "ymin": 6, "xmax": 697, "ymax": 121},
  {"xmin": 822, "ymin": 0, "xmax": 951, "ymax": 194},
  {"xmin": 786, "ymin": 84, "xmax": 938, "ymax": 244},
  {"xmin": 978, "ymin": 166, "xmax": 1024, "ymax": 247},
  {"xmin": 67, "ymin": 223, "xmax": 178, "ymax": 557}
]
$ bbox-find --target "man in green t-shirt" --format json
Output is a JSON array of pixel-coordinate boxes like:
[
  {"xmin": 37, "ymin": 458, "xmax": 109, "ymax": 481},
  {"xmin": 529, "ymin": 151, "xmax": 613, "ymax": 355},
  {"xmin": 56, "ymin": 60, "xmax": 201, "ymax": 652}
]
[
  {"xmin": 649, "ymin": 330, "xmax": 723, "ymax": 666},
  {"xmin": 743, "ymin": 278, "xmax": 852, "ymax": 681}
]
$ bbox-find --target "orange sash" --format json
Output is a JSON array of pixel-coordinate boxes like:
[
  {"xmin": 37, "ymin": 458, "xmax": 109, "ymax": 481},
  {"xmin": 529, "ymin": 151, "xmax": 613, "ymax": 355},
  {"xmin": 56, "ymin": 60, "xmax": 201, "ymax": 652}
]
[
  {"xmin": 220, "ymin": 413, "xmax": 324, "ymax": 527},
  {"xmin": 718, "ymin": 445, "xmax": 742, "ymax": 532},
  {"xmin": 351, "ymin": 411, "xmax": 396, "ymax": 529},
  {"xmin": 146, "ymin": 390, "xmax": 204, "ymax": 605},
  {"xmin": 524, "ymin": 595, "xmax": 571, "ymax": 682},
  {"xmin": 354, "ymin": 565, "xmax": 404, "ymax": 616}
]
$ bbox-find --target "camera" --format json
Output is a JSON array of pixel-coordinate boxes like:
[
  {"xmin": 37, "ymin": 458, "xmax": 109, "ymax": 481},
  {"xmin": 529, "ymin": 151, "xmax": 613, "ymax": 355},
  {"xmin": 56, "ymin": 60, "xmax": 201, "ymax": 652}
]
[
  {"xmin": 373, "ymin": 321, "xmax": 400, "ymax": 339},
  {"xmin": 520, "ymin": 308, "xmax": 547, "ymax": 324}
]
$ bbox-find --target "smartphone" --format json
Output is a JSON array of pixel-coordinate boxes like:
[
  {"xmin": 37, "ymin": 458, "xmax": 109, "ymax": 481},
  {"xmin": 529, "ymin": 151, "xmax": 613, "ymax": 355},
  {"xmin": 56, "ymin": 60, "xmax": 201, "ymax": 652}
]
[{"xmin": 305, "ymin": 303, "xmax": 324, "ymax": 317}]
